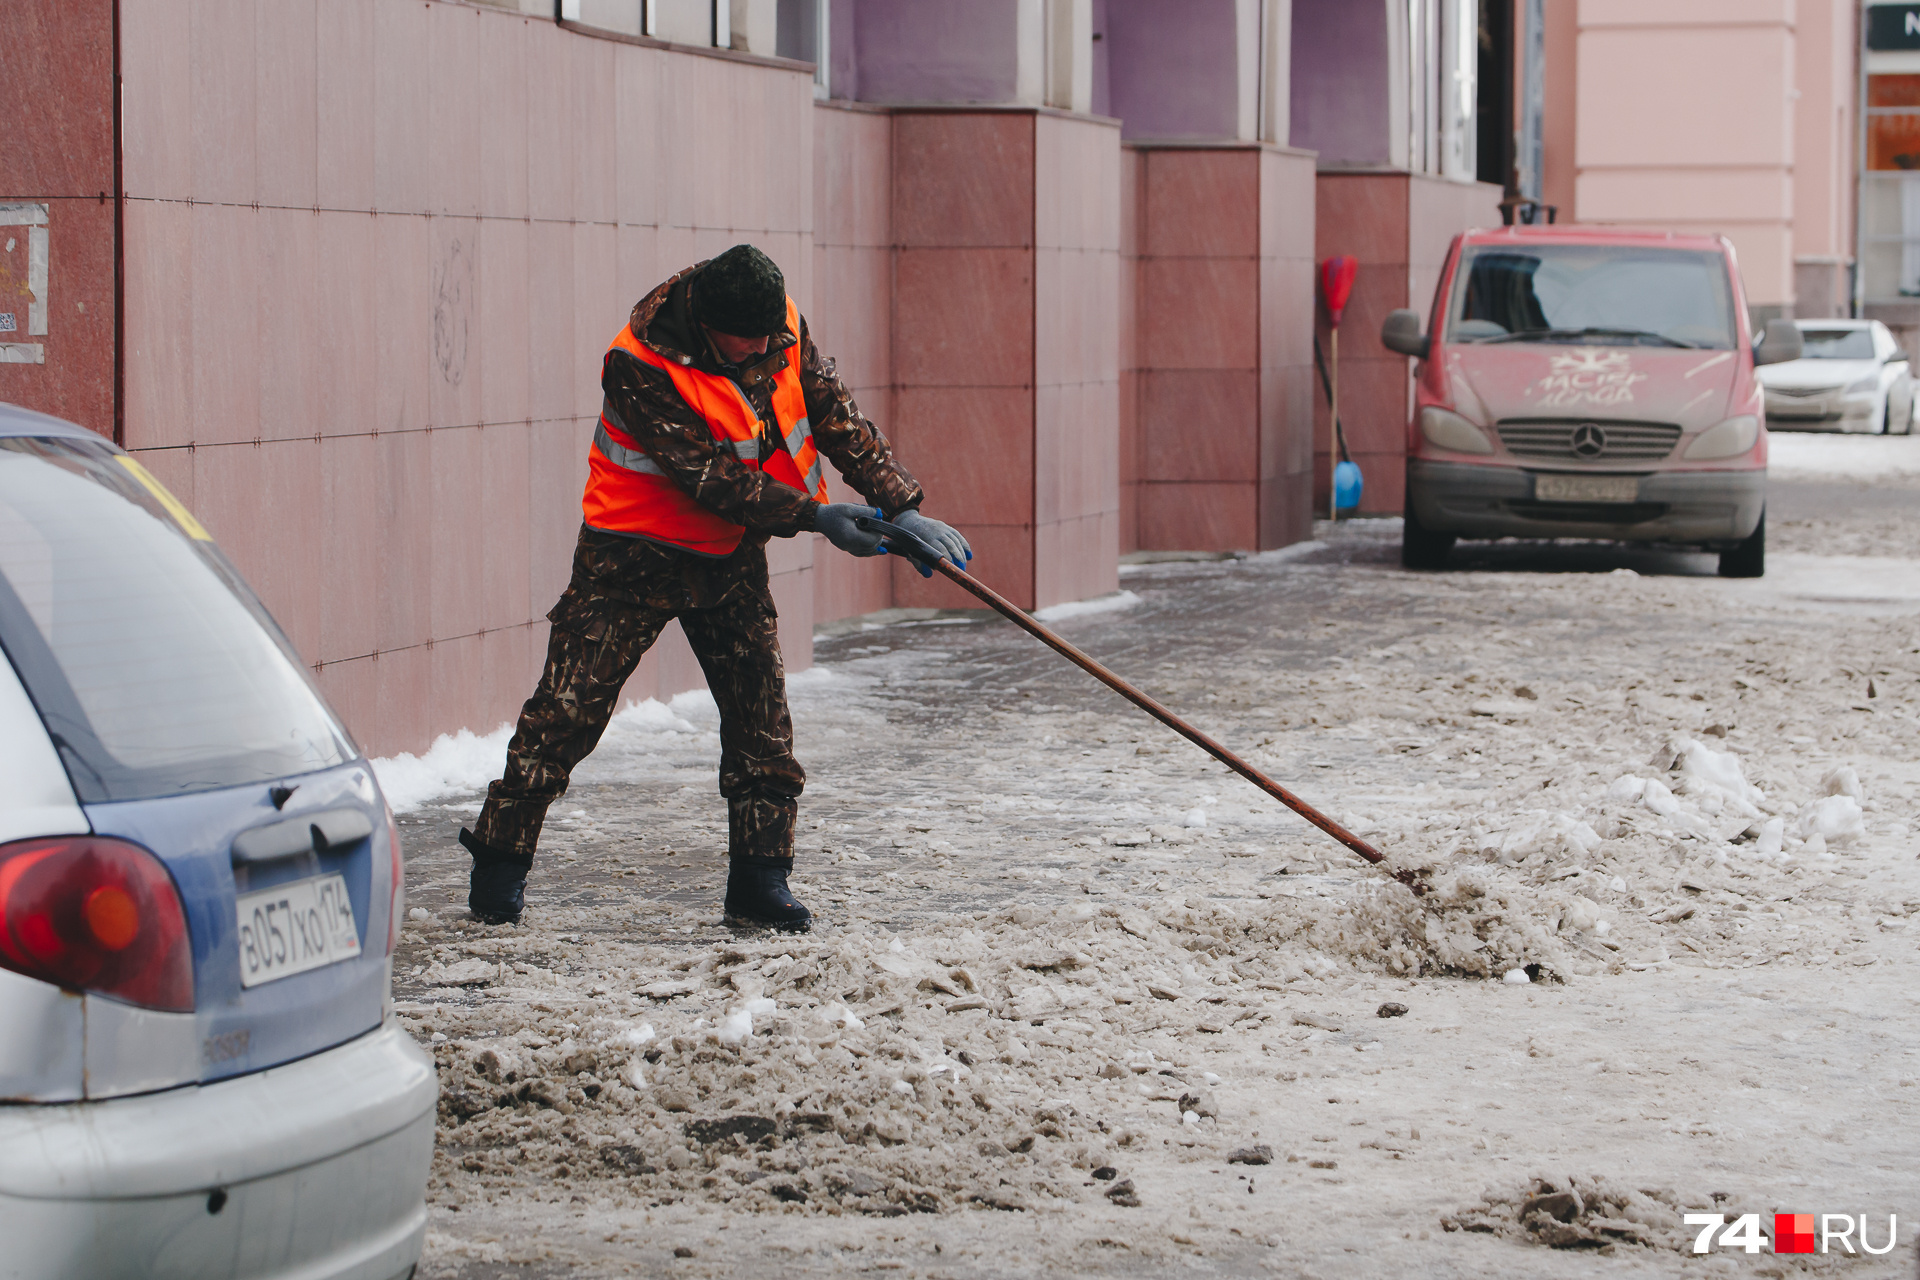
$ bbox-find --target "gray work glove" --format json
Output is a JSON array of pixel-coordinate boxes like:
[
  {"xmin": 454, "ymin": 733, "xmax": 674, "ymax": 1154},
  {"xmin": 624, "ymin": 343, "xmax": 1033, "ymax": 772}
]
[
  {"xmin": 814, "ymin": 503, "xmax": 887, "ymax": 556},
  {"xmin": 891, "ymin": 509, "xmax": 972, "ymax": 566}
]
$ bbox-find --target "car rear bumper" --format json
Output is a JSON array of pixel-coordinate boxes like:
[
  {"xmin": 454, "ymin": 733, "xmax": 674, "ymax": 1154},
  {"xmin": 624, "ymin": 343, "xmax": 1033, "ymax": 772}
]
[
  {"xmin": 1408, "ymin": 458, "xmax": 1765, "ymax": 546},
  {"xmin": 0, "ymin": 1020, "xmax": 436, "ymax": 1280}
]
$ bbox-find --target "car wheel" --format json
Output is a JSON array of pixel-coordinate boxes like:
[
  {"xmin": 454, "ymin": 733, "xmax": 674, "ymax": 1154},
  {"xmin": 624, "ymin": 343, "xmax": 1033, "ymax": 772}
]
[
  {"xmin": 1718, "ymin": 511, "xmax": 1764, "ymax": 579},
  {"xmin": 1402, "ymin": 498, "xmax": 1455, "ymax": 570},
  {"xmin": 1880, "ymin": 394, "xmax": 1894, "ymax": 435}
]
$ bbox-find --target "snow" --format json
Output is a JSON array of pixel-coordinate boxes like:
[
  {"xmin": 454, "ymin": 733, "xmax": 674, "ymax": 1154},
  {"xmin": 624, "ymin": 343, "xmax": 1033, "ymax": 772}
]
[
  {"xmin": 371, "ymin": 722, "xmax": 512, "ymax": 814},
  {"xmin": 1031, "ymin": 589, "xmax": 1141, "ymax": 623},
  {"xmin": 1768, "ymin": 430, "xmax": 1920, "ymax": 480},
  {"xmin": 390, "ymin": 515, "xmax": 1920, "ymax": 1277},
  {"xmin": 1724, "ymin": 553, "xmax": 1920, "ymax": 615},
  {"xmin": 373, "ymin": 691, "xmax": 720, "ymax": 814},
  {"xmin": 1798, "ymin": 794, "xmax": 1866, "ymax": 844}
]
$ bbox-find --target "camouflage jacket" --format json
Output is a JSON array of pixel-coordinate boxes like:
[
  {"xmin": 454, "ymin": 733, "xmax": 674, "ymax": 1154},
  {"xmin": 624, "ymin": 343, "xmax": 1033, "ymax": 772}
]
[{"xmin": 600, "ymin": 262, "xmax": 924, "ymax": 544}]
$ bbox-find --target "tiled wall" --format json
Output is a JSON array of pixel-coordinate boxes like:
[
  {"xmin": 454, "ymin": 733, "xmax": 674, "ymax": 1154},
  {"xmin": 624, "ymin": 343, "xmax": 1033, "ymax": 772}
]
[
  {"xmin": 886, "ymin": 108, "xmax": 1121, "ymax": 612},
  {"xmin": 1032, "ymin": 113, "xmax": 1121, "ymax": 609},
  {"xmin": 1126, "ymin": 144, "xmax": 1316, "ymax": 552},
  {"xmin": 116, "ymin": 0, "xmax": 819, "ymax": 756},
  {"xmin": 1313, "ymin": 171, "xmax": 1500, "ymax": 517},
  {"xmin": 808, "ymin": 102, "xmax": 896, "ymax": 625}
]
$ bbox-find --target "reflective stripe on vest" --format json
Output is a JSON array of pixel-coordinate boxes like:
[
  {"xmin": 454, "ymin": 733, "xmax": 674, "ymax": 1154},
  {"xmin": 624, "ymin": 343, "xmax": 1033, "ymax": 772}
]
[{"xmin": 582, "ymin": 295, "xmax": 828, "ymax": 555}]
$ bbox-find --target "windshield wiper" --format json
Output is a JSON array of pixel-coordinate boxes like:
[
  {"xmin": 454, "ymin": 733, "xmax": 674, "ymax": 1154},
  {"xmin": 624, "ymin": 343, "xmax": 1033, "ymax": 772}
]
[{"xmin": 1478, "ymin": 326, "xmax": 1696, "ymax": 348}]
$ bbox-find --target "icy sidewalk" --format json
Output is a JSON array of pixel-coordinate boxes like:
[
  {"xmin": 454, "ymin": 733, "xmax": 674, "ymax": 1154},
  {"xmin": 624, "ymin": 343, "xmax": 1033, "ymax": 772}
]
[{"xmin": 396, "ymin": 520, "xmax": 1920, "ymax": 1279}]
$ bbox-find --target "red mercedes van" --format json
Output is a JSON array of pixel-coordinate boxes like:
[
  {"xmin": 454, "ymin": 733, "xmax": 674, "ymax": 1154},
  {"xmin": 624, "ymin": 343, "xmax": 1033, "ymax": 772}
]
[{"xmin": 1380, "ymin": 226, "xmax": 1802, "ymax": 577}]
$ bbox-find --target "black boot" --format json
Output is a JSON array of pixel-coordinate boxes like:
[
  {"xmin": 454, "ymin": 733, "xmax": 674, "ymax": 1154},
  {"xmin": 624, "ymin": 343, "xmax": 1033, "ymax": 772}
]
[
  {"xmin": 724, "ymin": 856, "xmax": 811, "ymax": 932},
  {"xmin": 461, "ymin": 827, "xmax": 530, "ymax": 925}
]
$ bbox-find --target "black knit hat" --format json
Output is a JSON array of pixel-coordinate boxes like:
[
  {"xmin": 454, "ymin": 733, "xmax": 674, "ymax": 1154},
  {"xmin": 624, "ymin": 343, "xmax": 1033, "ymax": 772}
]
[{"xmin": 693, "ymin": 244, "xmax": 787, "ymax": 337}]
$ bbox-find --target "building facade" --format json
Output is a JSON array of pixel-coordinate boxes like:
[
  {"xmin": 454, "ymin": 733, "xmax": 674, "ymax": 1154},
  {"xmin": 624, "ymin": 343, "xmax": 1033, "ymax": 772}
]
[
  {"xmin": 0, "ymin": 0, "xmax": 1506, "ymax": 757},
  {"xmin": 1532, "ymin": 0, "xmax": 1866, "ymax": 334}
]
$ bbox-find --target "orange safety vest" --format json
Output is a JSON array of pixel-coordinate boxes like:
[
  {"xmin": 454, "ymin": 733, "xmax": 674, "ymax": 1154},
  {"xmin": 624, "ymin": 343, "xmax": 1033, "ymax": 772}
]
[{"xmin": 582, "ymin": 296, "xmax": 829, "ymax": 556}]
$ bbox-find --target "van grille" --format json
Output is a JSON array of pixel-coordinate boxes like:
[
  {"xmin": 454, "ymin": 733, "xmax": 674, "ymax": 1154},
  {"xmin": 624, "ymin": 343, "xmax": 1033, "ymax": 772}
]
[{"xmin": 1495, "ymin": 419, "xmax": 1682, "ymax": 462}]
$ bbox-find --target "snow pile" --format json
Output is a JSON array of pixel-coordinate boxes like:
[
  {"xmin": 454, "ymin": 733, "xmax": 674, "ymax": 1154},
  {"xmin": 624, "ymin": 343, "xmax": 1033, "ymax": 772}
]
[
  {"xmin": 1442, "ymin": 1174, "xmax": 1694, "ymax": 1251},
  {"xmin": 416, "ymin": 872, "xmax": 1635, "ymax": 1217},
  {"xmin": 372, "ymin": 722, "xmax": 513, "ymax": 814},
  {"xmin": 376, "ymin": 692, "xmax": 718, "ymax": 813}
]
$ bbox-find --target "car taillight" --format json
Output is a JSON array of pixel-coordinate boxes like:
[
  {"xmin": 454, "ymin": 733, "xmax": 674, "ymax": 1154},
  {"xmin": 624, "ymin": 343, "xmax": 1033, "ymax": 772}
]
[
  {"xmin": 384, "ymin": 805, "xmax": 404, "ymax": 957},
  {"xmin": 0, "ymin": 836, "xmax": 193, "ymax": 1011}
]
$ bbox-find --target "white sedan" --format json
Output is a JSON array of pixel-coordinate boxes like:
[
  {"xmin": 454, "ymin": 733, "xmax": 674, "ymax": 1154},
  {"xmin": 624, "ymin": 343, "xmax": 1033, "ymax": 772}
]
[{"xmin": 1757, "ymin": 318, "xmax": 1915, "ymax": 434}]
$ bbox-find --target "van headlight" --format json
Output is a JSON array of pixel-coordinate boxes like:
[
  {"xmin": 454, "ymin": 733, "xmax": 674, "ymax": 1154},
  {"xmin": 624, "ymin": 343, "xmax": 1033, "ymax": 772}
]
[
  {"xmin": 1419, "ymin": 407, "xmax": 1494, "ymax": 455},
  {"xmin": 1683, "ymin": 414, "xmax": 1760, "ymax": 461}
]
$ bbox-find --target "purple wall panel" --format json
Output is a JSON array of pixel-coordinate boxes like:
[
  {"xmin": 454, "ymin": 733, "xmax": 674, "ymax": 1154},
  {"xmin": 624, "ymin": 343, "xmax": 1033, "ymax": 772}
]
[
  {"xmin": 1103, "ymin": 0, "xmax": 1240, "ymax": 140},
  {"xmin": 1290, "ymin": 0, "xmax": 1391, "ymax": 166},
  {"xmin": 851, "ymin": 0, "xmax": 1021, "ymax": 105}
]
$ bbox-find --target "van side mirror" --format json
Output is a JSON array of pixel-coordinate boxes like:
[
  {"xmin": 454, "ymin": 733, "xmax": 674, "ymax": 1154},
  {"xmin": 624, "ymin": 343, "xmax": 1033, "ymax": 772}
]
[
  {"xmin": 1753, "ymin": 318, "xmax": 1802, "ymax": 367},
  {"xmin": 1381, "ymin": 309, "xmax": 1429, "ymax": 359}
]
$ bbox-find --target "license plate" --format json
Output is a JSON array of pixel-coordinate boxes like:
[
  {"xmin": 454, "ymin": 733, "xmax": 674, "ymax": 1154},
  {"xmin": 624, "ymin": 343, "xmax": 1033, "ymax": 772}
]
[
  {"xmin": 235, "ymin": 874, "xmax": 361, "ymax": 988},
  {"xmin": 1534, "ymin": 473, "xmax": 1640, "ymax": 503}
]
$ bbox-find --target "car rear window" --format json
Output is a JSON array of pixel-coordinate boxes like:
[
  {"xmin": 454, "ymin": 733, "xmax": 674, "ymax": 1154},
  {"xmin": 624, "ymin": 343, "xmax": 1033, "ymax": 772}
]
[
  {"xmin": 1447, "ymin": 245, "xmax": 1738, "ymax": 350},
  {"xmin": 0, "ymin": 436, "xmax": 354, "ymax": 803},
  {"xmin": 1797, "ymin": 328, "xmax": 1875, "ymax": 359}
]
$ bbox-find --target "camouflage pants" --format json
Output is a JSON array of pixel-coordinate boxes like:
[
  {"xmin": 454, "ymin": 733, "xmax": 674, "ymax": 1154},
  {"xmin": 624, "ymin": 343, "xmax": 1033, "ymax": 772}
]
[{"xmin": 473, "ymin": 527, "xmax": 803, "ymax": 864}]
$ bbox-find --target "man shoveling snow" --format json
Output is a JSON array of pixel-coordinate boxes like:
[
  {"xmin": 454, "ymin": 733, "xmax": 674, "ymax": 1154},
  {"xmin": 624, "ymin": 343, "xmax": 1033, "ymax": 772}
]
[{"xmin": 458, "ymin": 245, "xmax": 970, "ymax": 931}]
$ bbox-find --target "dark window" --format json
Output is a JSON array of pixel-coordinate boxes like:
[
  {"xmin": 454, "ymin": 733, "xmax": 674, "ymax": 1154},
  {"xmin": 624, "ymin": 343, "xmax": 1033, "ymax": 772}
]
[
  {"xmin": 1448, "ymin": 245, "xmax": 1738, "ymax": 349},
  {"xmin": 1797, "ymin": 328, "xmax": 1876, "ymax": 359}
]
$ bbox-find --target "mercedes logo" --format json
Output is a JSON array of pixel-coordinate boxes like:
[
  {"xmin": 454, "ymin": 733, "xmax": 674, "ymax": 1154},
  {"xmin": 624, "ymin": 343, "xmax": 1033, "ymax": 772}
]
[{"xmin": 1570, "ymin": 423, "xmax": 1608, "ymax": 457}]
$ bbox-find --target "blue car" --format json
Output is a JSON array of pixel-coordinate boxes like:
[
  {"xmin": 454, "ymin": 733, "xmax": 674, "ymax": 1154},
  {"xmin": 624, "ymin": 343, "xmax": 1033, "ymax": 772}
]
[{"xmin": 0, "ymin": 404, "xmax": 436, "ymax": 1280}]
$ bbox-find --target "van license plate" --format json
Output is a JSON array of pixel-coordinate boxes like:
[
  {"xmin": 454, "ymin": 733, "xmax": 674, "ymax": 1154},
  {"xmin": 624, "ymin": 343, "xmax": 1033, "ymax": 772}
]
[
  {"xmin": 236, "ymin": 874, "xmax": 361, "ymax": 988},
  {"xmin": 1534, "ymin": 474, "xmax": 1639, "ymax": 503}
]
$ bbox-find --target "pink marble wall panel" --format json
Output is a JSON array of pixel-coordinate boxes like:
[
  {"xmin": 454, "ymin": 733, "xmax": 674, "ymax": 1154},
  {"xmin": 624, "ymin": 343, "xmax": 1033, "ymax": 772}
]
[
  {"xmin": 316, "ymin": 0, "xmax": 376, "ymax": 210},
  {"xmin": 1117, "ymin": 147, "xmax": 1143, "ymax": 551},
  {"xmin": 189, "ymin": 203, "xmax": 262, "ymax": 445},
  {"xmin": 121, "ymin": 201, "xmax": 194, "ymax": 450},
  {"xmin": 373, "ymin": 213, "xmax": 435, "ymax": 435},
  {"xmin": 1257, "ymin": 148, "xmax": 1316, "ymax": 547},
  {"xmin": 188, "ymin": 437, "xmax": 325, "ymax": 659},
  {"xmin": 315, "ymin": 213, "xmax": 380, "ymax": 442},
  {"xmin": 893, "ymin": 114, "xmax": 1034, "ymax": 249},
  {"xmin": 809, "ymin": 103, "xmax": 896, "ymax": 621},
  {"xmin": 258, "ymin": 206, "xmax": 324, "ymax": 441},
  {"xmin": 1131, "ymin": 146, "xmax": 1259, "ymax": 550},
  {"xmin": 371, "ymin": 0, "xmax": 432, "ymax": 213},
  {"xmin": 255, "ymin": 0, "xmax": 318, "ymax": 210},
  {"xmin": 429, "ymin": 8, "xmax": 486, "ymax": 220},
  {"xmin": 1312, "ymin": 171, "xmax": 1497, "ymax": 515},
  {"xmin": 119, "ymin": 0, "xmax": 192, "ymax": 202},
  {"xmin": 190, "ymin": 0, "xmax": 257, "ymax": 206}
]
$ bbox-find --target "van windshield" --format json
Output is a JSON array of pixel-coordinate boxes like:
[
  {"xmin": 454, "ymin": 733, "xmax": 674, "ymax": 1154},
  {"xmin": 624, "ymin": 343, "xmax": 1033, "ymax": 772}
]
[
  {"xmin": 0, "ymin": 436, "xmax": 354, "ymax": 803},
  {"xmin": 1447, "ymin": 245, "xmax": 1738, "ymax": 350}
]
